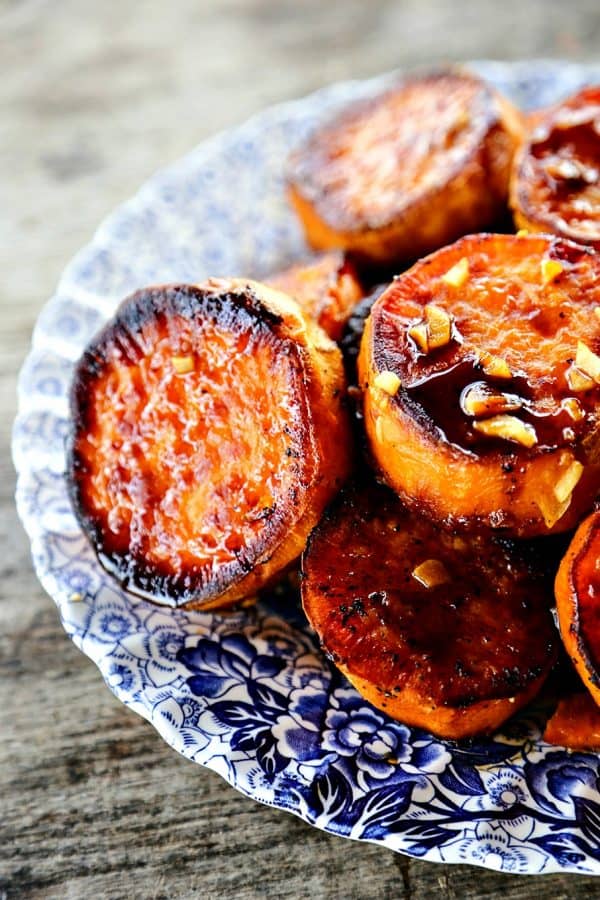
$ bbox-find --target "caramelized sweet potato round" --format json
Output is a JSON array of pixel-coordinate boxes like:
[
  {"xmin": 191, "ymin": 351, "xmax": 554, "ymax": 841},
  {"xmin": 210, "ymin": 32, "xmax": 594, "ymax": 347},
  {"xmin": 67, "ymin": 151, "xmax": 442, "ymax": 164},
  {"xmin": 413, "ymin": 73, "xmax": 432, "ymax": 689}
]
[
  {"xmin": 302, "ymin": 481, "xmax": 557, "ymax": 739},
  {"xmin": 544, "ymin": 693, "xmax": 600, "ymax": 751},
  {"xmin": 511, "ymin": 86, "xmax": 600, "ymax": 248},
  {"xmin": 288, "ymin": 69, "xmax": 523, "ymax": 265},
  {"xmin": 268, "ymin": 251, "xmax": 364, "ymax": 341},
  {"xmin": 555, "ymin": 509, "xmax": 600, "ymax": 705},
  {"xmin": 68, "ymin": 279, "xmax": 352, "ymax": 609},
  {"xmin": 359, "ymin": 233, "xmax": 600, "ymax": 537}
]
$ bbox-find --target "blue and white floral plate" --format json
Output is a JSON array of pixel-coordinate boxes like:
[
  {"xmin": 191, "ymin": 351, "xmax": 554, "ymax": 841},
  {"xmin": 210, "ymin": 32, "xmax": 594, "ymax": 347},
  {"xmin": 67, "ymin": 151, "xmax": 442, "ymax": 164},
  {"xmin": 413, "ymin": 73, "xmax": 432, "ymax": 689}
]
[{"xmin": 14, "ymin": 61, "xmax": 600, "ymax": 875}]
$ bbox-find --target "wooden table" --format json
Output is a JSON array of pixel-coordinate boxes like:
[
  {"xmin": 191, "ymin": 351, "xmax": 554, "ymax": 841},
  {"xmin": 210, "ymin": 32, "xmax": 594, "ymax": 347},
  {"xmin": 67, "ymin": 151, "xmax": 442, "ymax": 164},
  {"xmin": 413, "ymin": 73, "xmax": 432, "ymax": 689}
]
[{"xmin": 3, "ymin": 2, "xmax": 600, "ymax": 896}]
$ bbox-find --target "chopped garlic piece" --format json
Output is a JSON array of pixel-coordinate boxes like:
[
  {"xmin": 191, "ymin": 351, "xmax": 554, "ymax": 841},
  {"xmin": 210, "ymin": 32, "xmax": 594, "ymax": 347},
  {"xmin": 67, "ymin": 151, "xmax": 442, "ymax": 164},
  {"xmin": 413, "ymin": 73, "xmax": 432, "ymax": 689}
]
[
  {"xmin": 424, "ymin": 304, "xmax": 452, "ymax": 349},
  {"xmin": 373, "ymin": 370, "xmax": 401, "ymax": 396},
  {"xmin": 408, "ymin": 306, "xmax": 454, "ymax": 354},
  {"xmin": 441, "ymin": 257, "xmax": 469, "ymax": 288},
  {"xmin": 554, "ymin": 460, "xmax": 584, "ymax": 504},
  {"xmin": 516, "ymin": 229, "xmax": 530, "ymax": 237},
  {"xmin": 537, "ymin": 491, "xmax": 572, "ymax": 530},
  {"xmin": 562, "ymin": 397, "xmax": 585, "ymax": 421},
  {"xmin": 575, "ymin": 341, "xmax": 600, "ymax": 382},
  {"xmin": 412, "ymin": 559, "xmax": 450, "ymax": 588},
  {"xmin": 541, "ymin": 258, "xmax": 564, "ymax": 285},
  {"xmin": 473, "ymin": 414, "xmax": 538, "ymax": 448},
  {"xmin": 479, "ymin": 352, "xmax": 512, "ymax": 379},
  {"xmin": 595, "ymin": 306, "xmax": 600, "ymax": 322},
  {"xmin": 566, "ymin": 364, "xmax": 595, "ymax": 392},
  {"xmin": 408, "ymin": 322, "xmax": 429, "ymax": 353},
  {"xmin": 171, "ymin": 355, "xmax": 195, "ymax": 374},
  {"xmin": 461, "ymin": 382, "xmax": 522, "ymax": 418}
]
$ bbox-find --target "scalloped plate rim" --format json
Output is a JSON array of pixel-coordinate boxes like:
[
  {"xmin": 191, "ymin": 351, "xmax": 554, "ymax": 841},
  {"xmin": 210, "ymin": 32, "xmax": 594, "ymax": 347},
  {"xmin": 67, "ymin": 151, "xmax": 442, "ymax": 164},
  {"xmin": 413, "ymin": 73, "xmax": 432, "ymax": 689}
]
[{"xmin": 13, "ymin": 59, "xmax": 600, "ymax": 877}]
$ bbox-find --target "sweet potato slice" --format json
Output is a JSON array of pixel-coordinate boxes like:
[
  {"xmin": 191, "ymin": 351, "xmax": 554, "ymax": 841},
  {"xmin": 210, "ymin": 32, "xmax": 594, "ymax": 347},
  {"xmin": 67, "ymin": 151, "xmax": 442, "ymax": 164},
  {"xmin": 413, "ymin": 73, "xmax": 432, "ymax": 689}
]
[
  {"xmin": 511, "ymin": 86, "xmax": 600, "ymax": 249},
  {"xmin": 68, "ymin": 279, "xmax": 352, "ymax": 609},
  {"xmin": 302, "ymin": 481, "xmax": 557, "ymax": 739},
  {"xmin": 555, "ymin": 509, "xmax": 600, "ymax": 705},
  {"xmin": 268, "ymin": 251, "xmax": 364, "ymax": 342},
  {"xmin": 359, "ymin": 233, "xmax": 600, "ymax": 537},
  {"xmin": 287, "ymin": 69, "xmax": 523, "ymax": 265},
  {"xmin": 544, "ymin": 693, "xmax": 600, "ymax": 750}
]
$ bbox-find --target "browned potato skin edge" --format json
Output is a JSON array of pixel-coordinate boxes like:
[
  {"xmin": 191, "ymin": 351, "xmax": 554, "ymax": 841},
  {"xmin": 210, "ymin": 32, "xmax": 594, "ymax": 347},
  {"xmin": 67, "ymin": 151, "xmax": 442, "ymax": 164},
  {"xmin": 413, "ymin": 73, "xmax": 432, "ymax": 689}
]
[
  {"xmin": 511, "ymin": 205, "xmax": 600, "ymax": 252},
  {"xmin": 337, "ymin": 666, "xmax": 549, "ymax": 740},
  {"xmin": 509, "ymin": 95, "xmax": 600, "ymax": 250},
  {"xmin": 69, "ymin": 279, "xmax": 353, "ymax": 611},
  {"xmin": 555, "ymin": 511, "xmax": 600, "ymax": 705},
  {"xmin": 288, "ymin": 82, "xmax": 524, "ymax": 265}
]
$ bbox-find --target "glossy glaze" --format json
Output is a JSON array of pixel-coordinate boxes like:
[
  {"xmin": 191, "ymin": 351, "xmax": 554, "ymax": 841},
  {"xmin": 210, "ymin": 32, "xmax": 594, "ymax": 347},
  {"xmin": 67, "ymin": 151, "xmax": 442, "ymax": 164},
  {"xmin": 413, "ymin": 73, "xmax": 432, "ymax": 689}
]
[
  {"xmin": 360, "ymin": 233, "xmax": 600, "ymax": 535},
  {"xmin": 288, "ymin": 70, "xmax": 523, "ymax": 264},
  {"xmin": 302, "ymin": 480, "xmax": 557, "ymax": 735},
  {"xmin": 68, "ymin": 281, "xmax": 350, "ymax": 607},
  {"xmin": 512, "ymin": 86, "xmax": 600, "ymax": 247},
  {"xmin": 556, "ymin": 510, "xmax": 600, "ymax": 702}
]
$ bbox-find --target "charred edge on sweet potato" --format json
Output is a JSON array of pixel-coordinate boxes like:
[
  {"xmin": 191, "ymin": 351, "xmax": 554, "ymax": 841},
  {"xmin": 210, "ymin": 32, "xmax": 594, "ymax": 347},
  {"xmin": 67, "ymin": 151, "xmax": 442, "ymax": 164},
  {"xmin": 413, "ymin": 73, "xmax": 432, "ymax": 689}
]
[
  {"xmin": 556, "ymin": 511, "xmax": 600, "ymax": 693},
  {"xmin": 287, "ymin": 69, "xmax": 524, "ymax": 265},
  {"xmin": 302, "ymin": 480, "xmax": 557, "ymax": 738},
  {"xmin": 68, "ymin": 282, "xmax": 346, "ymax": 608},
  {"xmin": 511, "ymin": 86, "xmax": 600, "ymax": 249}
]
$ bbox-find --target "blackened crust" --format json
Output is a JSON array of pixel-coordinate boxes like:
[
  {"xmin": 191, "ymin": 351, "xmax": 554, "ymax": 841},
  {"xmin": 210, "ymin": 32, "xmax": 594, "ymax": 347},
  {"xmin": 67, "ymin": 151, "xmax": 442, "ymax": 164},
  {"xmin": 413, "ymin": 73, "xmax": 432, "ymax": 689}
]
[
  {"xmin": 302, "ymin": 479, "xmax": 557, "ymax": 709},
  {"xmin": 67, "ymin": 282, "xmax": 317, "ymax": 608},
  {"xmin": 568, "ymin": 513, "xmax": 600, "ymax": 688},
  {"xmin": 287, "ymin": 70, "xmax": 512, "ymax": 235},
  {"xmin": 511, "ymin": 86, "xmax": 600, "ymax": 249}
]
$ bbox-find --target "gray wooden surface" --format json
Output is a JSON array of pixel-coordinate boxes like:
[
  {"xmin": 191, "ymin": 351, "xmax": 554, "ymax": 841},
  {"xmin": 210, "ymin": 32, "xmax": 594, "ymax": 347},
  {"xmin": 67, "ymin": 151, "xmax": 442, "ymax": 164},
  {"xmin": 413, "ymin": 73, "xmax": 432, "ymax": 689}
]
[{"xmin": 2, "ymin": 1, "xmax": 600, "ymax": 897}]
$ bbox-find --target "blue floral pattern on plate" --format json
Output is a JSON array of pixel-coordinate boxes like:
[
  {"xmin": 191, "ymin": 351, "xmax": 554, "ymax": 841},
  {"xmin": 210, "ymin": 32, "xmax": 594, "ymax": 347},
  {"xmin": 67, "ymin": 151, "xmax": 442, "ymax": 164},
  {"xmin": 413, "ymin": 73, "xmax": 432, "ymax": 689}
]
[{"xmin": 13, "ymin": 60, "xmax": 600, "ymax": 875}]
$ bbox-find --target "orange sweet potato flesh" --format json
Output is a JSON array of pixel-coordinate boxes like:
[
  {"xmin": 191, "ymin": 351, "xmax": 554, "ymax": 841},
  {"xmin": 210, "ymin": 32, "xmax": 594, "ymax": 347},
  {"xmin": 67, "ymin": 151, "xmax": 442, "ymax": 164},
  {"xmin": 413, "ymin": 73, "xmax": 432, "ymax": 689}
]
[
  {"xmin": 288, "ymin": 69, "xmax": 523, "ymax": 265},
  {"xmin": 511, "ymin": 86, "xmax": 600, "ymax": 249},
  {"xmin": 358, "ymin": 233, "xmax": 600, "ymax": 538},
  {"xmin": 68, "ymin": 279, "xmax": 352, "ymax": 609},
  {"xmin": 555, "ymin": 509, "xmax": 600, "ymax": 705},
  {"xmin": 268, "ymin": 251, "xmax": 364, "ymax": 342},
  {"xmin": 544, "ymin": 693, "xmax": 600, "ymax": 751},
  {"xmin": 302, "ymin": 481, "xmax": 557, "ymax": 739}
]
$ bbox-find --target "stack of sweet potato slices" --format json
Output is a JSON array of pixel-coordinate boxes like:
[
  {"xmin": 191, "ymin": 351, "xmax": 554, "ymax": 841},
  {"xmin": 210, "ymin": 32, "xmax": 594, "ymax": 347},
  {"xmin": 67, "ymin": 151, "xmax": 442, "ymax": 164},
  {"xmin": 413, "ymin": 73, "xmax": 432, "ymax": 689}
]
[{"xmin": 67, "ymin": 68, "xmax": 600, "ymax": 744}]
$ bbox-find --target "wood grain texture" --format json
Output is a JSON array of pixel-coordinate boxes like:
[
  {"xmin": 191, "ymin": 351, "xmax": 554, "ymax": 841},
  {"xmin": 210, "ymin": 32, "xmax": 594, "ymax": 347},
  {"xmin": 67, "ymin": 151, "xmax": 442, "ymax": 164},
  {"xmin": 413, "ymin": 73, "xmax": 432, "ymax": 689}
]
[{"xmin": 2, "ymin": 0, "xmax": 600, "ymax": 896}]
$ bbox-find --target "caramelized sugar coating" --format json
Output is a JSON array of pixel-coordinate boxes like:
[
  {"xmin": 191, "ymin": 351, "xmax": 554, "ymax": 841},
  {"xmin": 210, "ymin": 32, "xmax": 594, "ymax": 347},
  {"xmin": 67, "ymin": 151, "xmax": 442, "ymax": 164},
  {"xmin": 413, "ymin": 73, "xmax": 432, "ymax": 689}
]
[
  {"xmin": 302, "ymin": 481, "xmax": 556, "ymax": 739},
  {"xmin": 555, "ymin": 510, "xmax": 600, "ymax": 706},
  {"xmin": 268, "ymin": 251, "xmax": 364, "ymax": 341},
  {"xmin": 68, "ymin": 279, "xmax": 351, "ymax": 609},
  {"xmin": 511, "ymin": 86, "xmax": 600, "ymax": 248},
  {"xmin": 288, "ymin": 69, "xmax": 523, "ymax": 265},
  {"xmin": 359, "ymin": 233, "xmax": 600, "ymax": 537},
  {"xmin": 544, "ymin": 693, "xmax": 600, "ymax": 751}
]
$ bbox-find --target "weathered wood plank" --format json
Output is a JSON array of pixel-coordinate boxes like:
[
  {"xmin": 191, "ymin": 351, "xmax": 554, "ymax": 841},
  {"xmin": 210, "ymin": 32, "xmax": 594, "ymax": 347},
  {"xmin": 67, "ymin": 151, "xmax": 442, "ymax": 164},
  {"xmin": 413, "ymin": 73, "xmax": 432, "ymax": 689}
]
[{"xmin": 2, "ymin": 0, "xmax": 600, "ymax": 896}]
